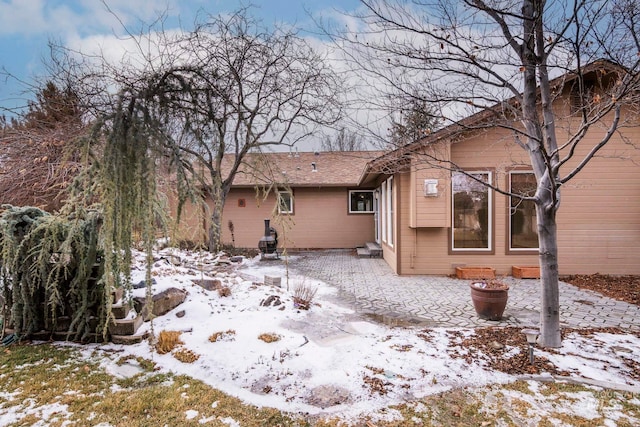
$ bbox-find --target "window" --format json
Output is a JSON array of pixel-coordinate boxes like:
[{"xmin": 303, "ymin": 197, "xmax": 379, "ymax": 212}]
[
  {"xmin": 509, "ymin": 172, "xmax": 539, "ymax": 251},
  {"xmin": 349, "ymin": 190, "xmax": 374, "ymax": 213},
  {"xmin": 380, "ymin": 177, "xmax": 394, "ymax": 246},
  {"xmin": 386, "ymin": 177, "xmax": 394, "ymax": 246},
  {"xmin": 381, "ymin": 183, "xmax": 387, "ymax": 243},
  {"xmin": 452, "ymin": 171, "xmax": 492, "ymax": 251},
  {"xmin": 277, "ymin": 190, "xmax": 293, "ymax": 214}
]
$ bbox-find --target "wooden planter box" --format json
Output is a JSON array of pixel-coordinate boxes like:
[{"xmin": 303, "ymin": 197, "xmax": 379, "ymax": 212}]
[
  {"xmin": 455, "ymin": 267, "xmax": 496, "ymax": 280},
  {"xmin": 512, "ymin": 266, "xmax": 540, "ymax": 279}
]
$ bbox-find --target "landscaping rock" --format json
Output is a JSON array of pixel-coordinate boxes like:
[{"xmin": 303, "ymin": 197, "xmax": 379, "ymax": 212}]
[
  {"xmin": 260, "ymin": 295, "xmax": 282, "ymax": 307},
  {"xmin": 193, "ymin": 279, "xmax": 222, "ymax": 291},
  {"xmin": 135, "ymin": 287, "xmax": 187, "ymax": 321},
  {"xmin": 306, "ymin": 385, "xmax": 352, "ymax": 408}
]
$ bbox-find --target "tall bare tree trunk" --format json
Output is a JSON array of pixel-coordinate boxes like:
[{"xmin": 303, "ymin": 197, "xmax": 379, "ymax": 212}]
[
  {"xmin": 536, "ymin": 191, "xmax": 561, "ymax": 347},
  {"xmin": 208, "ymin": 187, "xmax": 226, "ymax": 253}
]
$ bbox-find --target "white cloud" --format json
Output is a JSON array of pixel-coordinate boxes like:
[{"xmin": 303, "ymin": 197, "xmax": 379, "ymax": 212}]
[
  {"xmin": 0, "ymin": 0, "xmax": 194, "ymax": 38},
  {"xmin": 0, "ymin": 0, "xmax": 49, "ymax": 36}
]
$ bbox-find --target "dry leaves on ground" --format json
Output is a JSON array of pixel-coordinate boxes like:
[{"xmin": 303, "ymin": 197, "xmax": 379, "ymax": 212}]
[{"xmin": 561, "ymin": 273, "xmax": 640, "ymax": 306}]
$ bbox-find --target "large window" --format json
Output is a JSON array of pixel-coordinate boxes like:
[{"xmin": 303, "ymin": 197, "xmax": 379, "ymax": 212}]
[
  {"xmin": 277, "ymin": 190, "xmax": 293, "ymax": 214},
  {"xmin": 349, "ymin": 190, "xmax": 374, "ymax": 213},
  {"xmin": 452, "ymin": 171, "xmax": 492, "ymax": 251},
  {"xmin": 509, "ymin": 172, "xmax": 539, "ymax": 251}
]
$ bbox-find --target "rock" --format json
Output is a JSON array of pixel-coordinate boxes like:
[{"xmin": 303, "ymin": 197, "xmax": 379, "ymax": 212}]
[
  {"xmin": 168, "ymin": 255, "xmax": 182, "ymax": 266},
  {"xmin": 611, "ymin": 345, "xmax": 632, "ymax": 353},
  {"xmin": 306, "ymin": 385, "xmax": 352, "ymax": 408},
  {"xmin": 490, "ymin": 340, "xmax": 504, "ymax": 350},
  {"xmin": 135, "ymin": 287, "xmax": 187, "ymax": 321},
  {"xmin": 176, "ymin": 310, "xmax": 186, "ymax": 318},
  {"xmin": 260, "ymin": 295, "xmax": 282, "ymax": 307},
  {"xmin": 193, "ymin": 279, "xmax": 222, "ymax": 291},
  {"xmin": 133, "ymin": 278, "xmax": 157, "ymax": 289},
  {"xmin": 230, "ymin": 256, "xmax": 243, "ymax": 263}
]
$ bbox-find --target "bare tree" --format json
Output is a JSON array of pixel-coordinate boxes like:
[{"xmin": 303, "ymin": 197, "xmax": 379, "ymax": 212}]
[
  {"xmin": 53, "ymin": 8, "xmax": 341, "ymax": 251},
  {"xmin": 0, "ymin": 82, "xmax": 85, "ymax": 212},
  {"xmin": 333, "ymin": 0, "xmax": 640, "ymax": 347},
  {"xmin": 320, "ymin": 127, "xmax": 365, "ymax": 151}
]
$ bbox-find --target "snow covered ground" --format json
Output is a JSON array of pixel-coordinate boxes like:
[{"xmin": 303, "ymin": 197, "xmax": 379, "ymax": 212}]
[
  {"xmin": 51, "ymin": 247, "xmax": 637, "ymax": 423},
  {"xmin": 1, "ymin": 246, "xmax": 639, "ymax": 426}
]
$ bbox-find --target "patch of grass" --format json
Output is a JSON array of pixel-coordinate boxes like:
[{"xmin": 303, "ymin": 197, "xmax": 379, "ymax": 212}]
[
  {"xmin": 115, "ymin": 354, "xmax": 158, "ymax": 371},
  {"xmin": 2, "ymin": 345, "xmax": 639, "ymax": 427},
  {"xmin": 209, "ymin": 329, "xmax": 236, "ymax": 342},
  {"xmin": 258, "ymin": 333, "xmax": 281, "ymax": 343},
  {"xmin": 155, "ymin": 330, "xmax": 183, "ymax": 354},
  {"xmin": 173, "ymin": 347, "xmax": 200, "ymax": 363},
  {"xmin": 0, "ymin": 343, "xmax": 305, "ymax": 426}
]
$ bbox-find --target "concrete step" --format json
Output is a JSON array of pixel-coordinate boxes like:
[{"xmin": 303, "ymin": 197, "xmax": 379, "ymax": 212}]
[
  {"xmin": 364, "ymin": 242, "xmax": 382, "ymax": 257},
  {"xmin": 111, "ymin": 303, "xmax": 131, "ymax": 320},
  {"xmin": 356, "ymin": 247, "xmax": 371, "ymax": 258},
  {"xmin": 108, "ymin": 315, "xmax": 143, "ymax": 336},
  {"xmin": 357, "ymin": 243, "xmax": 382, "ymax": 258}
]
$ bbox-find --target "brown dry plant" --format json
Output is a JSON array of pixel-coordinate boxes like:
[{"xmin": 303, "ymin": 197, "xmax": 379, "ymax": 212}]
[
  {"xmin": 172, "ymin": 348, "xmax": 200, "ymax": 363},
  {"xmin": 258, "ymin": 333, "xmax": 281, "ymax": 343},
  {"xmin": 292, "ymin": 281, "xmax": 318, "ymax": 310},
  {"xmin": 208, "ymin": 330, "xmax": 236, "ymax": 342},
  {"xmin": 155, "ymin": 330, "xmax": 183, "ymax": 354}
]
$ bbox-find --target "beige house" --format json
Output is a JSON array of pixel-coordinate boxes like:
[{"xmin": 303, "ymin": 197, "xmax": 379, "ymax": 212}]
[
  {"xmin": 359, "ymin": 66, "xmax": 640, "ymax": 277},
  {"xmin": 180, "ymin": 64, "xmax": 640, "ymax": 276},
  {"xmin": 190, "ymin": 151, "xmax": 383, "ymax": 250}
]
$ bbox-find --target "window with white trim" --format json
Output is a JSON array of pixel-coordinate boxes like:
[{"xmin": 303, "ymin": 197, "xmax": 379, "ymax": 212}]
[
  {"xmin": 381, "ymin": 183, "xmax": 387, "ymax": 243},
  {"xmin": 380, "ymin": 177, "xmax": 394, "ymax": 246},
  {"xmin": 509, "ymin": 171, "xmax": 539, "ymax": 251},
  {"xmin": 349, "ymin": 190, "xmax": 374, "ymax": 213},
  {"xmin": 451, "ymin": 171, "xmax": 492, "ymax": 251},
  {"xmin": 386, "ymin": 177, "xmax": 394, "ymax": 246},
  {"xmin": 277, "ymin": 190, "xmax": 293, "ymax": 214}
]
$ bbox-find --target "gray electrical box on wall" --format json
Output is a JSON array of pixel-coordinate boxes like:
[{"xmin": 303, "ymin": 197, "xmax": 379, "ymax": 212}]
[{"xmin": 423, "ymin": 179, "xmax": 438, "ymax": 196}]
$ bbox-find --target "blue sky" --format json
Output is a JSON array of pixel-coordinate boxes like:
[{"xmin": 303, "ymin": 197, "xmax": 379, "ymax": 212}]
[{"xmin": 0, "ymin": 0, "xmax": 361, "ymax": 115}]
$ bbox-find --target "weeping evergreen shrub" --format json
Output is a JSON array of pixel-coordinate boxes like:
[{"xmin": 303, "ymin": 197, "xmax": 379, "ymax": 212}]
[{"xmin": 0, "ymin": 205, "xmax": 106, "ymax": 341}]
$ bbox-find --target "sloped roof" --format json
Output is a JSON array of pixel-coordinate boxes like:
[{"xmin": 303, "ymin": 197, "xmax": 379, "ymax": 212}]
[
  {"xmin": 229, "ymin": 150, "xmax": 384, "ymax": 187},
  {"xmin": 360, "ymin": 59, "xmax": 629, "ymax": 181}
]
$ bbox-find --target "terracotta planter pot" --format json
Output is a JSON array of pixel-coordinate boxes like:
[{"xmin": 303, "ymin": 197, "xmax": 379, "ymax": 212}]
[{"xmin": 469, "ymin": 282, "xmax": 509, "ymax": 320}]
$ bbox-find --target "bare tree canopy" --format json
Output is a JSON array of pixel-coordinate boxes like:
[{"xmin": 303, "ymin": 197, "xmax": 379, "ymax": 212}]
[
  {"xmin": 50, "ymin": 7, "xmax": 342, "ymax": 259},
  {"xmin": 331, "ymin": 0, "xmax": 640, "ymax": 347},
  {"xmin": 320, "ymin": 127, "xmax": 365, "ymax": 151},
  {"xmin": 0, "ymin": 82, "xmax": 85, "ymax": 212}
]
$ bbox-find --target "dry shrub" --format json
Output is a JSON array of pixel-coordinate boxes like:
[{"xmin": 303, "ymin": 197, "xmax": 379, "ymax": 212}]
[
  {"xmin": 218, "ymin": 286, "xmax": 231, "ymax": 297},
  {"xmin": 292, "ymin": 281, "xmax": 318, "ymax": 310},
  {"xmin": 258, "ymin": 333, "xmax": 281, "ymax": 343},
  {"xmin": 172, "ymin": 348, "xmax": 200, "ymax": 363},
  {"xmin": 209, "ymin": 329, "xmax": 236, "ymax": 342},
  {"xmin": 155, "ymin": 330, "xmax": 183, "ymax": 354}
]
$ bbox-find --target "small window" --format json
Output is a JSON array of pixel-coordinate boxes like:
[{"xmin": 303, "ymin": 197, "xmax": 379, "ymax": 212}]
[
  {"xmin": 349, "ymin": 190, "xmax": 374, "ymax": 213},
  {"xmin": 277, "ymin": 190, "xmax": 293, "ymax": 214}
]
